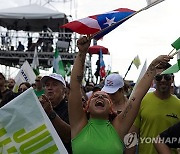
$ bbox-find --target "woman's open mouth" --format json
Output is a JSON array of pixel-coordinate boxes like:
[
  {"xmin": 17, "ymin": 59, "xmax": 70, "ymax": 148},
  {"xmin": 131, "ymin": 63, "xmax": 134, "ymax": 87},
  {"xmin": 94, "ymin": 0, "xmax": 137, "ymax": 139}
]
[{"xmin": 95, "ymin": 100, "xmax": 105, "ymax": 107}]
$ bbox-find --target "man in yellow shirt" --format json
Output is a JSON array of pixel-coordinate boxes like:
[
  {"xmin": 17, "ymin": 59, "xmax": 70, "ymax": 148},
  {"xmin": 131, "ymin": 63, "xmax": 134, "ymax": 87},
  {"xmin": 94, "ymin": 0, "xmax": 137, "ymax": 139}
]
[{"xmin": 126, "ymin": 64, "xmax": 180, "ymax": 154}]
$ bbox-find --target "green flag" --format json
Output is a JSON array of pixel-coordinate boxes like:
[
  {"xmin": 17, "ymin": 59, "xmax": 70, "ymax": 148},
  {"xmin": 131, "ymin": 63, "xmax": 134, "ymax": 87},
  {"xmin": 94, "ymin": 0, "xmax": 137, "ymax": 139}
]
[
  {"xmin": 171, "ymin": 37, "xmax": 180, "ymax": 50},
  {"xmin": 53, "ymin": 49, "xmax": 66, "ymax": 77},
  {"xmin": 162, "ymin": 50, "xmax": 180, "ymax": 74},
  {"xmin": 161, "ymin": 63, "xmax": 179, "ymax": 74},
  {"xmin": 31, "ymin": 48, "xmax": 40, "ymax": 76}
]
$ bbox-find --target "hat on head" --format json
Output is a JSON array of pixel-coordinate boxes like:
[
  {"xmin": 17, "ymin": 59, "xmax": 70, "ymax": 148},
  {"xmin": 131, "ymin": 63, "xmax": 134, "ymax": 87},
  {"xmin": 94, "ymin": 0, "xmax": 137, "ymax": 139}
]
[
  {"xmin": 101, "ymin": 73, "xmax": 124, "ymax": 94},
  {"xmin": 41, "ymin": 73, "xmax": 66, "ymax": 87}
]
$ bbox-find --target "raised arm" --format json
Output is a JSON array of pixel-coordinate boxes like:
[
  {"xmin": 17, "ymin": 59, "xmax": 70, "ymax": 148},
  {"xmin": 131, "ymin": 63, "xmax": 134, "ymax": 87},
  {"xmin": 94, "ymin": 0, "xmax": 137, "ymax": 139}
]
[
  {"xmin": 69, "ymin": 36, "xmax": 91, "ymax": 138},
  {"xmin": 113, "ymin": 55, "xmax": 173, "ymax": 138},
  {"xmin": 39, "ymin": 94, "xmax": 71, "ymax": 143}
]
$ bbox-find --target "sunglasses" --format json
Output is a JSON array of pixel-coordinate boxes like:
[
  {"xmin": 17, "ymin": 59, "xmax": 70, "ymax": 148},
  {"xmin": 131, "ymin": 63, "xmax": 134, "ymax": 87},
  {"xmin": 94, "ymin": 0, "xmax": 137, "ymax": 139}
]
[{"xmin": 155, "ymin": 74, "xmax": 172, "ymax": 81}]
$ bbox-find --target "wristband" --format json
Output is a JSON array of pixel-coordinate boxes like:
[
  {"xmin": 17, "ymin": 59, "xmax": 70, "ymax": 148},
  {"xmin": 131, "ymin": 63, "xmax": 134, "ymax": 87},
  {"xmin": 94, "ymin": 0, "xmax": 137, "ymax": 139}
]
[{"xmin": 48, "ymin": 111, "xmax": 57, "ymax": 121}]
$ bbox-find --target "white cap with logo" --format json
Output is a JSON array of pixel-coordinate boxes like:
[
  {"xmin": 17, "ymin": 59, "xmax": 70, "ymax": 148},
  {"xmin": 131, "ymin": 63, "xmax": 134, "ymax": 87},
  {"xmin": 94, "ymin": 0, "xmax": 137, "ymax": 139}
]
[
  {"xmin": 41, "ymin": 73, "xmax": 66, "ymax": 87},
  {"xmin": 101, "ymin": 73, "xmax": 124, "ymax": 94}
]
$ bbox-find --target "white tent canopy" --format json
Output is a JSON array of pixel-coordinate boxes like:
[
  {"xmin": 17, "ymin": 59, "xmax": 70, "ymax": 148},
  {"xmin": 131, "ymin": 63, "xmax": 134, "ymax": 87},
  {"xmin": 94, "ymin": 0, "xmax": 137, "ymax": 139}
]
[{"xmin": 0, "ymin": 4, "xmax": 68, "ymax": 32}]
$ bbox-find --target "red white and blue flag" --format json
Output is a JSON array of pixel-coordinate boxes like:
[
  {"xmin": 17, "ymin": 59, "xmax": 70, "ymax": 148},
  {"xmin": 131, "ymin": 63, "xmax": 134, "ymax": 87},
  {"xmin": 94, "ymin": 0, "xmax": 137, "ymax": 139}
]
[
  {"xmin": 61, "ymin": 8, "xmax": 135, "ymax": 40},
  {"xmin": 99, "ymin": 49, "xmax": 106, "ymax": 78}
]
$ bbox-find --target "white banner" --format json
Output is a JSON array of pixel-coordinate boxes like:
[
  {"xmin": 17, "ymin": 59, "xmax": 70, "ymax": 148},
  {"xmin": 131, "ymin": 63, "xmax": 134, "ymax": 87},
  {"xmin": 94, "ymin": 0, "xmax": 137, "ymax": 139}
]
[
  {"xmin": 0, "ymin": 88, "xmax": 68, "ymax": 154},
  {"xmin": 13, "ymin": 60, "xmax": 36, "ymax": 92},
  {"xmin": 15, "ymin": 60, "xmax": 36, "ymax": 84}
]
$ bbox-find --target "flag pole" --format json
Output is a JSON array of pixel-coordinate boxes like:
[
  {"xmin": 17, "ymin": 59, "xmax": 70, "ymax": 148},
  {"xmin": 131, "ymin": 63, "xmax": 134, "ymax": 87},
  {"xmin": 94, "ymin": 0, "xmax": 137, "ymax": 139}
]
[
  {"xmin": 123, "ymin": 61, "xmax": 133, "ymax": 80},
  {"xmin": 168, "ymin": 48, "xmax": 175, "ymax": 56},
  {"xmin": 155, "ymin": 50, "xmax": 179, "ymax": 68},
  {"xmin": 90, "ymin": 0, "xmax": 165, "ymax": 40},
  {"xmin": 170, "ymin": 50, "xmax": 179, "ymax": 57}
]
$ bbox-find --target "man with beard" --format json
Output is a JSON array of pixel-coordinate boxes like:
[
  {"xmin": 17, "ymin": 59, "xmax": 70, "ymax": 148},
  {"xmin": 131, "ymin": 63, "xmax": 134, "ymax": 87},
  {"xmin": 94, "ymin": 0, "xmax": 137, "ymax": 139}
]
[
  {"xmin": 7, "ymin": 78, "xmax": 15, "ymax": 91},
  {"xmin": 126, "ymin": 63, "xmax": 180, "ymax": 154},
  {"xmin": 40, "ymin": 73, "xmax": 71, "ymax": 153}
]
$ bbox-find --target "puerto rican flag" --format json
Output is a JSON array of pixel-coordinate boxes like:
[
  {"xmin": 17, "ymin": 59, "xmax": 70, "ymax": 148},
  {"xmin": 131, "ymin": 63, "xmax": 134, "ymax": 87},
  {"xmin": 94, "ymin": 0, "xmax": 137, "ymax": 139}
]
[
  {"xmin": 61, "ymin": 8, "xmax": 135, "ymax": 40},
  {"xmin": 99, "ymin": 49, "xmax": 106, "ymax": 78}
]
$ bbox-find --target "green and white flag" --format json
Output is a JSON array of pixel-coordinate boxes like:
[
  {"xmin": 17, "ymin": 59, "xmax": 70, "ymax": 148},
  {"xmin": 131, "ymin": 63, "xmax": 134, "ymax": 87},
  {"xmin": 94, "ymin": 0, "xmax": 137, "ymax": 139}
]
[
  {"xmin": 53, "ymin": 49, "xmax": 65, "ymax": 77},
  {"xmin": 171, "ymin": 37, "xmax": 180, "ymax": 50},
  {"xmin": 162, "ymin": 50, "xmax": 180, "ymax": 74},
  {"xmin": 31, "ymin": 48, "xmax": 40, "ymax": 76},
  {"xmin": 0, "ymin": 88, "xmax": 68, "ymax": 154}
]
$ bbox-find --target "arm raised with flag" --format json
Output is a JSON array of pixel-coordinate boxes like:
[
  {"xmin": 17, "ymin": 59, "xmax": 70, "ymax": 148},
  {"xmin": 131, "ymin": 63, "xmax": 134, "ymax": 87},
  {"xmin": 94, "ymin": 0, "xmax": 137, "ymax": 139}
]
[{"xmin": 69, "ymin": 35, "xmax": 173, "ymax": 153}]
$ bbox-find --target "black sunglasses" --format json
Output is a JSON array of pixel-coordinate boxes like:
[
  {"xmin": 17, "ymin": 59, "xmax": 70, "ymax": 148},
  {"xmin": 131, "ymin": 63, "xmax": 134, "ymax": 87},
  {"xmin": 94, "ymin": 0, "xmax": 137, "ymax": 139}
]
[{"xmin": 155, "ymin": 74, "xmax": 172, "ymax": 81}]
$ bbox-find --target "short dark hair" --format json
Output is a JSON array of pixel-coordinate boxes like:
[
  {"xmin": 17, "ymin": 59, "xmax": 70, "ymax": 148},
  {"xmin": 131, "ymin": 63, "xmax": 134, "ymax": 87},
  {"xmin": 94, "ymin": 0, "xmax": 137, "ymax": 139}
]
[{"xmin": 19, "ymin": 82, "xmax": 31, "ymax": 88}]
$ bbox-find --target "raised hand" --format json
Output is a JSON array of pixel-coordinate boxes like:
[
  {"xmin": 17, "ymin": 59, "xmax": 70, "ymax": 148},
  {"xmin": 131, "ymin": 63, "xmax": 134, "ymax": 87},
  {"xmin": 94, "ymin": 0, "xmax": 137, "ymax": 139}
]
[
  {"xmin": 152, "ymin": 55, "xmax": 173, "ymax": 69},
  {"xmin": 39, "ymin": 94, "xmax": 53, "ymax": 115},
  {"xmin": 77, "ymin": 35, "xmax": 91, "ymax": 53}
]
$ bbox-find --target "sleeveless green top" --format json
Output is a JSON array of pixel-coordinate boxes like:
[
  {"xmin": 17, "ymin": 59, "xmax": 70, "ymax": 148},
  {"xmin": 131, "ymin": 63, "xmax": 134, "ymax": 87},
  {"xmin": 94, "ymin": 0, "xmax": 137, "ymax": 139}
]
[{"xmin": 72, "ymin": 118, "xmax": 124, "ymax": 154}]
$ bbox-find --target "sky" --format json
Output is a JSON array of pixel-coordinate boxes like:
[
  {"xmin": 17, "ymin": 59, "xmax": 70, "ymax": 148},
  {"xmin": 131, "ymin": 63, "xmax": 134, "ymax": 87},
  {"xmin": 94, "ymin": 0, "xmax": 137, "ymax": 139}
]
[{"xmin": 0, "ymin": 0, "xmax": 180, "ymax": 86}]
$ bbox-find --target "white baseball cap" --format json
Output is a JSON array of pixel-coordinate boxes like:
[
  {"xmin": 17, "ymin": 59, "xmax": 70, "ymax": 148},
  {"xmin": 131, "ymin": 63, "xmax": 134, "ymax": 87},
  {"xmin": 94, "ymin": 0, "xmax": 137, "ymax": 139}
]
[
  {"xmin": 41, "ymin": 73, "xmax": 66, "ymax": 87},
  {"xmin": 101, "ymin": 73, "xmax": 124, "ymax": 94}
]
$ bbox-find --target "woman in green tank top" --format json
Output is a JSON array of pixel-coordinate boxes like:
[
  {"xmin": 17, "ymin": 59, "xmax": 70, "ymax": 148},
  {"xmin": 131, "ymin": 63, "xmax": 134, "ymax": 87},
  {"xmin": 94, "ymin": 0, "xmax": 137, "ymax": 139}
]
[{"xmin": 69, "ymin": 36, "xmax": 173, "ymax": 154}]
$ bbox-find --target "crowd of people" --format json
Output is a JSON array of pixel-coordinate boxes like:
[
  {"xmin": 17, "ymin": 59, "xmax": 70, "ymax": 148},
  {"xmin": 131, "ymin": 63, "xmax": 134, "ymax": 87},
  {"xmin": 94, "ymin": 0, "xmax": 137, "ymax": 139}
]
[{"xmin": 0, "ymin": 36, "xmax": 180, "ymax": 154}]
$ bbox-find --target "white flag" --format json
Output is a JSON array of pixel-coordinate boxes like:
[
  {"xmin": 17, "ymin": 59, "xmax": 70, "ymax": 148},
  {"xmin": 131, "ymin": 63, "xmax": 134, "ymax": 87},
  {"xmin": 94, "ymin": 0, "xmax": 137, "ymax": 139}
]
[
  {"xmin": 0, "ymin": 88, "xmax": 68, "ymax": 154},
  {"xmin": 31, "ymin": 48, "xmax": 40, "ymax": 76},
  {"xmin": 13, "ymin": 61, "xmax": 36, "ymax": 92},
  {"xmin": 130, "ymin": 60, "xmax": 147, "ymax": 98},
  {"xmin": 136, "ymin": 60, "xmax": 147, "ymax": 81}
]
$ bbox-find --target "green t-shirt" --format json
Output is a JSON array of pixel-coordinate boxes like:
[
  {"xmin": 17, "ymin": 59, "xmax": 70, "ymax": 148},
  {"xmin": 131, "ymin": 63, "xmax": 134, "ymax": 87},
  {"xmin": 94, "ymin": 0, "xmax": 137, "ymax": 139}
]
[
  {"xmin": 134, "ymin": 92, "xmax": 180, "ymax": 154},
  {"xmin": 72, "ymin": 118, "xmax": 124, "ymax": 154},
  {"xmin": 34, "ymin": 89, "xmax": 45, "ymax": 98}
]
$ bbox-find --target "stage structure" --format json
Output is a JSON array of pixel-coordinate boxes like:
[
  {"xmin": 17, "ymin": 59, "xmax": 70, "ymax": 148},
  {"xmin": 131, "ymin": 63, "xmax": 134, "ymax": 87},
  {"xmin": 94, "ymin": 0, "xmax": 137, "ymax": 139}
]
[{"xmin": 0, "ymin": 4, "xmax": 77, "ymax": 73}]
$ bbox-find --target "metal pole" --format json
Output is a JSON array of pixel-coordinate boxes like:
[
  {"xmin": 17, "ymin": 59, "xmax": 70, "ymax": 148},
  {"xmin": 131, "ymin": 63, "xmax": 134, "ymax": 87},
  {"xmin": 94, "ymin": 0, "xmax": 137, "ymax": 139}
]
[{"xmin": 123, "ymin": 61, "xmax": 133, "ymax": 80}]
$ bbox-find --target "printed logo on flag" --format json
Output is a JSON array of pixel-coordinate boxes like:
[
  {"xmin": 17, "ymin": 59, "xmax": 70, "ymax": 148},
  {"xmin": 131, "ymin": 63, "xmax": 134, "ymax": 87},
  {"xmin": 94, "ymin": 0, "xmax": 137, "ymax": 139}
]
[{"xmin": 0, "ymin": 124, "xmax": 58, "ymax": 153}]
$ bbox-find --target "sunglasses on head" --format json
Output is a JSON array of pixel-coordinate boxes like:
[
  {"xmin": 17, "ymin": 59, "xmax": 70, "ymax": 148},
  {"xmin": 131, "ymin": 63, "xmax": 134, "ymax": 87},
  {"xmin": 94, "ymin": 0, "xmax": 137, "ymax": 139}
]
[{"xmin": 155, "ymin": 74, "xmax": 172, "ymax": 81}]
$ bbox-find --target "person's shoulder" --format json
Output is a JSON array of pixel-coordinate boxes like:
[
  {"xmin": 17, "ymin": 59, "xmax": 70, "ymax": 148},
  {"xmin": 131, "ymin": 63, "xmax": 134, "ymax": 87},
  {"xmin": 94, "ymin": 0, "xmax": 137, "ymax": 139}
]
[
  {"xmin": 143, "ymin": 92, "xmax": 154, "ymax": 99},
  {"xmin": 140, "ymin": 92, "xmax": 154, "ymax": 105},
  {"xmin": 148, "ymin": 87, "xmax": 156, "ymax": 93},
  {"xmin": 54, "ymin": 99, "xmax": 68, "ymax": 115},
  {"xmin": 3, "ymin": 89, "xmax": 12, "ymax": 95},
  {"xmin": 170, "ymin": 94, "xmax": 180, "ymax": 101},
  {"xmin": 58, "ymin": 99, "xmax": 68, "ymax": 109}
]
